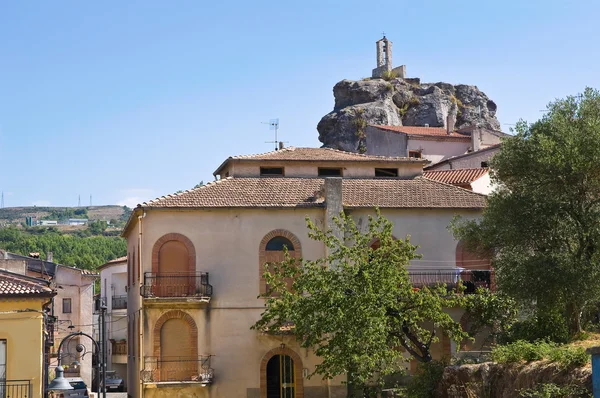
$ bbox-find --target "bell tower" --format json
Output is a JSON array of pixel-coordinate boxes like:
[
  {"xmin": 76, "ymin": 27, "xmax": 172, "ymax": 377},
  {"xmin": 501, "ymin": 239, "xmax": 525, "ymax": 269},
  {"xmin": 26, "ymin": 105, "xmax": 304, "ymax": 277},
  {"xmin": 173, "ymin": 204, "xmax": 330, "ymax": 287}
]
[{"xmin": 372, "ymin": 35, "xmax": 406, "ymax": 79}]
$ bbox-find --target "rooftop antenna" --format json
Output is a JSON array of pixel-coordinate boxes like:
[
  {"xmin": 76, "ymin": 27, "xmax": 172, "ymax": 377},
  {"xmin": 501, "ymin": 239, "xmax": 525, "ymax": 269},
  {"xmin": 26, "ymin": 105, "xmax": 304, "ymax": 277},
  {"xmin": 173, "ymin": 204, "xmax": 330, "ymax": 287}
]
[
  {"xmin": 262, "ymin": 118, "xmax": 287, "ymax": 150},
  {"xmin": 89, "ymin": 195, "xmax": 92, "ymax": 207},
  {"xmin": 78, "ymin": 195, "xmax": 81, "ymax": 207},
  {"xmin": 1, "ymin": 191, "xmax": 3, "ymax": 209}
]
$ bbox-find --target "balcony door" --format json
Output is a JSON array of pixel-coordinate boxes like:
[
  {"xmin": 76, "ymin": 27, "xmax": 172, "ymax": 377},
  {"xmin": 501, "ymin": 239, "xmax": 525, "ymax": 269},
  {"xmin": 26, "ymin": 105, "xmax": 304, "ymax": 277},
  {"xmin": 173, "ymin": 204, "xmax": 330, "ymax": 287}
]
[
  {"xmin": 160, "ymin": 318, "xmax": 196, "ymax": 381},
  {"xmin": 266, "ymin": 355, "xmax": 295, "ymax": 398},
  {"xmin": 157, "ymin": 240, "xmax": 192, "ymax": 296}
]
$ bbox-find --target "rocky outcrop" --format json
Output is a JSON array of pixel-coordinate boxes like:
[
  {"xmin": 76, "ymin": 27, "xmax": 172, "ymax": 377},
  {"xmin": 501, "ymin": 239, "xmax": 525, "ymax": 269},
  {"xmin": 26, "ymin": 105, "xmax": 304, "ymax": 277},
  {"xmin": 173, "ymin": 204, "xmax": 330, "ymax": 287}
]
[
  {"xmin": 436, "ymin": 362, "xmax": 591, "ymax": 398},
  {"xmin": 317, "ymin": 77, "xmax": 501, "ymax": 152}
]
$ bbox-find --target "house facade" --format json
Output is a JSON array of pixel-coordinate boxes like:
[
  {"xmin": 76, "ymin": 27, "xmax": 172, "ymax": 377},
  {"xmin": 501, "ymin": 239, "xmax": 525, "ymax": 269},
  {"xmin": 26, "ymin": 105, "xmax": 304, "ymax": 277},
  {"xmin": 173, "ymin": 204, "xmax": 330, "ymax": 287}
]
[
  {"xmin": 98, "ymin": 256, "xmax": 128, "ymax": 389},
  {"xmin": 0, "ymin": 250, "xmax": 98, "ymax": 387},
  {"xmin": 365, "ymin": 125, "xmax": 506, "ymax": 166},
  {"xmin": 123, "ymin": 147, "xmax": 488, "ymax": 398},
  {"xmin": 0, "ymin": 269, "xmax": 55, "ymax": 397}
]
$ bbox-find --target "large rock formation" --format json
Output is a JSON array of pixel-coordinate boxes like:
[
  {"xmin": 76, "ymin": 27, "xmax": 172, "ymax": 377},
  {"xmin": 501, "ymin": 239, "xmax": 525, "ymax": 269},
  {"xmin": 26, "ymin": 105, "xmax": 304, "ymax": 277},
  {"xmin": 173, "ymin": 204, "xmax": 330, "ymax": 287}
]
[{"xmin": 317, "ymin": 77, "xmax": 501, "ymax": 152}]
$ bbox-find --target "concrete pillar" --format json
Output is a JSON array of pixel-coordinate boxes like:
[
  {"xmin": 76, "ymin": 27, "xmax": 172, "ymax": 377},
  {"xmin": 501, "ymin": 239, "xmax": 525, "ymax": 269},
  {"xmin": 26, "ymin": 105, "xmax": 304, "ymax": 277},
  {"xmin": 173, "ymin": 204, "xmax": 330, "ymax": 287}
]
[{"xmin": 587, "ymin": 347, "xmax": 600, "ymax": 398}]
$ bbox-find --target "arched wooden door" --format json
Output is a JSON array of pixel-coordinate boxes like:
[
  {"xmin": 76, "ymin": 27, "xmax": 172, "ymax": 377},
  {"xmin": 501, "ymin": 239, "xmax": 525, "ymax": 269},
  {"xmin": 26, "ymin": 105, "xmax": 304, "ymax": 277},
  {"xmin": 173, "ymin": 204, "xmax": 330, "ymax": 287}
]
[
  {"xmin": 160, "ymin": 318, "xmax": 196, "ymax": 381},
  {"xmin": 266, "ymin": 355, "xmax": 296, "ymax": 398},
  {"xmin": 158, "ymin": 240, "xmax": 191, "ymax": 296}
]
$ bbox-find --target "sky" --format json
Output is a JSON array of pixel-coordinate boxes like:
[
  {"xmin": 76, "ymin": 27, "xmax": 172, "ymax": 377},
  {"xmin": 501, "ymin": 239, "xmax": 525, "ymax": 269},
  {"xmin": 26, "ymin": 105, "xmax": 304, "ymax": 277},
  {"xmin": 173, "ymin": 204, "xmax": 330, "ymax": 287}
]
[{"xmin": 1, "ymin": 0, "xmax": 599, "ymax": 208}]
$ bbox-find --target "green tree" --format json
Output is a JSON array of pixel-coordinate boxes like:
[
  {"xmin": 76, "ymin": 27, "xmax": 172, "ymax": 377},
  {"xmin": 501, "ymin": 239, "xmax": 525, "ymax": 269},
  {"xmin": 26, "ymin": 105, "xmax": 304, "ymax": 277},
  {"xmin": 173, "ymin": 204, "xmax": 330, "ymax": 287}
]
[
  {"xmin": 452, "ymin": 88, "xmax": 600, "ymax": 338},
  {"xmin": 252, "ymin": 211, "xmax": 467, "ymax": 392}
]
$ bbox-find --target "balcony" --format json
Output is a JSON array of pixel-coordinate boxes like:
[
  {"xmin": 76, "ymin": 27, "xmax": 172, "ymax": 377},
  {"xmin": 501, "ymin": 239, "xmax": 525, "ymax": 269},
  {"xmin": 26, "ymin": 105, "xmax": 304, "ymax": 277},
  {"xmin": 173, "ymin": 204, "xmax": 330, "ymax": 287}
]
[
  {"xmin": 0, "ymin": 380, "xmax": 32, "ymax": 398},
  {"xmin": 408, "ymin": 269, "xmax": 495, "ymax": 294},
  {"xmin": 112, "ymin": 295, "xmax": 127, "ymax": 310},
  {"xmin": 141, "ymin": 272, "xmax": 212, "ymax": 305},
  {"xmin": 112, "ymin": 340, "xmax": 127, "ymax": 364},
  {"xmin": 141, "ymin": 355, "xmax": 214, "ymax": 386}
]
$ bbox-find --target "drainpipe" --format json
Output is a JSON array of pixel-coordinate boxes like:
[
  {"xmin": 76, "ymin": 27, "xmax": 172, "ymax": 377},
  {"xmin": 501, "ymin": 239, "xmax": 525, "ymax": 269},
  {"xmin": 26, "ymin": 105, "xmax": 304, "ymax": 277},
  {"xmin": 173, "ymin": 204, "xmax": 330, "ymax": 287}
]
[{"xmin": 138, "ymin": 211, "xmax": 146, "ymax": 398}]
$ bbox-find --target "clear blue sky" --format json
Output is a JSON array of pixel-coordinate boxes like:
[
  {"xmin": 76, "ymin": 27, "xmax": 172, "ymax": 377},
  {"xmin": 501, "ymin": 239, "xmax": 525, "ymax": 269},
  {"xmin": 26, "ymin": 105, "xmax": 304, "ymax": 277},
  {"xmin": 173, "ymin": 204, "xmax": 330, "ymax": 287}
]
[{"xmin": 1, "ymin": 0, "xmax": 598, "ymax": 208}]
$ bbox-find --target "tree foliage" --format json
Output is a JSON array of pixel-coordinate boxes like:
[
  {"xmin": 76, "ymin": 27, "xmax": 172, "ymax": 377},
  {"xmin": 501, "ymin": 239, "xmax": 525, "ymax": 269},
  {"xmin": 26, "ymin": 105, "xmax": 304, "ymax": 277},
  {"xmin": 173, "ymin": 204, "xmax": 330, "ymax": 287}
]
[
  {"xmin": 0, "ymin": 226, "xmax": 126, "ymax": 270},
  {"xmin": 453, "ymin": 88, "xmax": 600, "ymax": 338},
  {"xmin": 252, "ymin": 211, "xmax": 468, "ymax": 389}
]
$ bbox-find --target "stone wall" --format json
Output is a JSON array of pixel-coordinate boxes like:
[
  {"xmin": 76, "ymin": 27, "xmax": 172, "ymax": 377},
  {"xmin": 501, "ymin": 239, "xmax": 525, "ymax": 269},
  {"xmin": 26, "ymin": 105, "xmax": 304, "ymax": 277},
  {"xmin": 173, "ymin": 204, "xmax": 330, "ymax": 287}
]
[{"xmin": 436, "ymin": 362, "xmax": 591, "ymax": 398}]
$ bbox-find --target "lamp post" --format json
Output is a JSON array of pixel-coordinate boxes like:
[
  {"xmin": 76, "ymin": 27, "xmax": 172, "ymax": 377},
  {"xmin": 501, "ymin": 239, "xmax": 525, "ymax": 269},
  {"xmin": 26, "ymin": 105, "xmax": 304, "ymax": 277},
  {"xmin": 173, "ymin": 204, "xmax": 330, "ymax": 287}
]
[{"xmin": 47, "ymin": 331, "xmax": 106, "ymax": 398}]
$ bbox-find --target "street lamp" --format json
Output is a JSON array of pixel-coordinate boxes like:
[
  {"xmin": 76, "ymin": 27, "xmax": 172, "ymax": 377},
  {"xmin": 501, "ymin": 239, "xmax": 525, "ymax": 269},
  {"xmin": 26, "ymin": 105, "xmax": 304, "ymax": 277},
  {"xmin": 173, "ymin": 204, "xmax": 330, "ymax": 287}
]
[
  {"xmin": 47, "ymin": 366, "xmax": 73, "ymax": 391},
  {"xmin": 48, "ymin": 331, "xmax": 106, "ymax": 398}
]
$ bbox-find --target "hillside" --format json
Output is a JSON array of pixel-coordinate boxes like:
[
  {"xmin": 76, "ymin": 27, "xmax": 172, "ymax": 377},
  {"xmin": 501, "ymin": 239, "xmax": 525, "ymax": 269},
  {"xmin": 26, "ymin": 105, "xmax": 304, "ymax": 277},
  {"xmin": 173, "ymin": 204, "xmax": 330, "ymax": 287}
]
[{"xmin": 0, "ymin": 205, "xmax": 129, "ymax": 226}]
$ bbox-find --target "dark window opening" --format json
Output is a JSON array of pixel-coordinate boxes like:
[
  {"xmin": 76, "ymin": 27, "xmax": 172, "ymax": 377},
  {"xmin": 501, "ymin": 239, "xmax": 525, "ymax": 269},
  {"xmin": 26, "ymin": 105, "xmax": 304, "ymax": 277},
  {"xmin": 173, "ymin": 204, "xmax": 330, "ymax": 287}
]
[
  {"xmin": 260, "ymin": 167, "xmax": 284, "ymax": 176},
  {"xmin": 318, "ymin": 168, "xmax": 343, "ymax": 177},
  {"xmin": 266, "ymin": 237, "xmax": 295, "ymax": 251},
  {"xmin": 409, "ymin": 150, "xmax": 422, "ymax": 159},
  {"xmin": 63, "ymin": 298, "xmax": 72, "ymax": 314},
  {"xmin": 481, "ymin": 161, "xmax": 489, "ymax": 168},
  {"xmin": 375, "ymin": 168, "xmax": 398, "ymax": 177}
]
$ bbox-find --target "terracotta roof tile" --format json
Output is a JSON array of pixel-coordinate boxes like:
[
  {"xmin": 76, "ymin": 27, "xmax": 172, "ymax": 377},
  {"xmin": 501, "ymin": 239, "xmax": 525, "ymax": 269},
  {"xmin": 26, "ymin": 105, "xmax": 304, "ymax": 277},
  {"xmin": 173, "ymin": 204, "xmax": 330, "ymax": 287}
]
[
  {"xmin": 142, "ymin": 177, "xmax": 486, "ymax": 209},
  {"xmin": 0, "ymin": 270, "xmax": 54, "ymax": 297},
  {"xmin": 230, "ymin": 146, "xmax": 415, "ymax": 161},
  {"xmin": 371, "ymin": 125, "xmax": 471, "ymax": 140},
  {"xmin": 423, "ymin": 168, "xmax": 489, "ymax": 185}
]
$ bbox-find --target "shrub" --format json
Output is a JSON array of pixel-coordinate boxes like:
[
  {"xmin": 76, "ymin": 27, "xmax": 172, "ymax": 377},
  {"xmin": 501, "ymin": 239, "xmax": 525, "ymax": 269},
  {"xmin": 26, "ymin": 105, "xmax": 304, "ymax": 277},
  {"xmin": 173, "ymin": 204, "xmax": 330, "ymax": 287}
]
[
  {"xmin": 548, "ymin": 346, "xmax": 589, "ymax": 369},
  {"xmin": 491, "ymin": 340, "xmax": 589, "ymax": 368},
  {"xmin": 405, "ymin": 360, "xmax": 446, "ymax": 398},
  {"xmin": 518, "ymin": 382, "xmax": 591, "ymax": 398},
  {"xmin": 382, "ymin": 70, "xmax": 398, "ymax": 81}
]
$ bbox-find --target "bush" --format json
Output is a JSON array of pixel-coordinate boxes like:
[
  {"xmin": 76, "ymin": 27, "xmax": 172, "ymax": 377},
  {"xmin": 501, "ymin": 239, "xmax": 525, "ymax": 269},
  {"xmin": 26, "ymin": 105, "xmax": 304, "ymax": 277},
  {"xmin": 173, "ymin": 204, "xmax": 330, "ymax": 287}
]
[
  {"xmin": 382, "ymin": 70, "xmax": 398, "ymax": 81},
  {"xmin": 500, "ymin": 311, "xmax": 569, "ymax": 344},
  {"xmin": 518, "ymin": 382, "xmax": 591, "ymax": 398},
  {"xmin": 491, "ymin": 340, "xmax": 589, "ymax": 368},
  {"xmin": 405, "ymin": 360, "xmax": 446, "ymax": 398}
]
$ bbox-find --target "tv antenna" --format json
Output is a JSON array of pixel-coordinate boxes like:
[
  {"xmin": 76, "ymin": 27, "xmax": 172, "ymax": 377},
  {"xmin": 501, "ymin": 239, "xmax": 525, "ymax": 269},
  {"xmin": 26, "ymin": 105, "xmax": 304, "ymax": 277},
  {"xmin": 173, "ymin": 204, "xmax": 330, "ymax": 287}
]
[
  {"xmin": 78, "ymin": 195, "xmax": 81, "ymax": 207},
  {"xmin": 1, "ymin": 191, "xmax": 4, "ymax": 208},
  {"xmin": 262, "ymin": 118, "xmax": 286, "ymax": 150}
]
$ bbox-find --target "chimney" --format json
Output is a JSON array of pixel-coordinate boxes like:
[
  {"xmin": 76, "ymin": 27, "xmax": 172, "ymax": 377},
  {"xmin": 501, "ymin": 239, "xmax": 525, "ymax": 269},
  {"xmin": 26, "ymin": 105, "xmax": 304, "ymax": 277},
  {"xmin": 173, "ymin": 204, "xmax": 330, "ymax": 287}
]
[
  {"xmin": 424, "ymin": 123, "xmax": 429, "ymax": 127},
  {"xmin": 447, "ymin": 112, "xmax": 456, "ymax": 135},
  {"xmin": 2, "ymin": 250, "xmax": 7, "ymax": 260},
  {"xmin": 324, "ymin": 178, "xmax": 343, "ymax": 260},
  {"xmin": 278, "ymin": 141, "xmax": 284, "ymax": 150},
  {"xmin": 47, "ymin": 252, "xmax": 53, "ymax": 263}
]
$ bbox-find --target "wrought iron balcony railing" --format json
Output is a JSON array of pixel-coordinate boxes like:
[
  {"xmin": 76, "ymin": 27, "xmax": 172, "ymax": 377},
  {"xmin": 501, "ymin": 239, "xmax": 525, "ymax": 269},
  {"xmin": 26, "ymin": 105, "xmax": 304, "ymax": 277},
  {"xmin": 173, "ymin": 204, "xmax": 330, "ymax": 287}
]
[
  {"xmin": 112, "ymin": 295, "xmax": 127, "ymax": 310},
  {"xmin": 0, "ymin": 380, "xmax": 32, "ymax": 398},
  {"xmin": 408, "ymin": 269, "xmax": 495, "ymax": 293},
  {"xmin": 141, "ymin": 272, "xmax": 213, "ymax": 299},
  {"xmin": 141, "ymin": 355, "xmax": 213, "ymax": 385}
]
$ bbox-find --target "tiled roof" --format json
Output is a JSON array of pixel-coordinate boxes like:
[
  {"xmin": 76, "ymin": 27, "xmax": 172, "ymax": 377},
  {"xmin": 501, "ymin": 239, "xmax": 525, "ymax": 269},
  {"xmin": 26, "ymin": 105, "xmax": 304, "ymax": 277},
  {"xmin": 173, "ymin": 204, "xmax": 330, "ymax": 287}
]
[
  {"xmin": 424, "ymin": 144, "xmax": 501, "ymax": 170},
  {"xmin": 0, "ymin": 270, "xmax": 54, "ymax": 297},
  {"xmin": 97, "ymin": 256, "xmax": 128, "ymax": 271},
  {"xmin": 423, "ymin": 168, "xmax": 489, "ymax": 185},
  {"xmin": 371, "ymin": 125, "xmax": 471, "ymax": 140},
  {"xmin": 213, "ymin": 147, "xmax": 424, "ymax": 175},
  {"xmin": 229, "ymin": 146, "xmax": 415, "ymax": 161},
  {"xmin": 142, "ymin": 177, "xmax": 486, "ymax": 209}
]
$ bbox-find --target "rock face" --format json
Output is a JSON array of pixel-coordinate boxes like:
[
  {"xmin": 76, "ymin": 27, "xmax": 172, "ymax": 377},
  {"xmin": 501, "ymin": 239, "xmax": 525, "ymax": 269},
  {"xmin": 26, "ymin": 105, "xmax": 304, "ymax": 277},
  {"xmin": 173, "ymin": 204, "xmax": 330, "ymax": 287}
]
[
  {"xmin": 317, "ymin": 77, "xmax": 501, "ymax": 152},
  {"xmin": 436, "ymin": 362, "xmax": 591, "ymax": 398}
]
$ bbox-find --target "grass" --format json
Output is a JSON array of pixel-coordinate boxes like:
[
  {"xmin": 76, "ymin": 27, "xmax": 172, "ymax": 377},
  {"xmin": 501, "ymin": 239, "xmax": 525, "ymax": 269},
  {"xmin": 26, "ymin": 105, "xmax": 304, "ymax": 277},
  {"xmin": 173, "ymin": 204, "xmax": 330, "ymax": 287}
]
[{"xmin": 490, "ymin": 340, "xmax": 589, "ymax": 369}]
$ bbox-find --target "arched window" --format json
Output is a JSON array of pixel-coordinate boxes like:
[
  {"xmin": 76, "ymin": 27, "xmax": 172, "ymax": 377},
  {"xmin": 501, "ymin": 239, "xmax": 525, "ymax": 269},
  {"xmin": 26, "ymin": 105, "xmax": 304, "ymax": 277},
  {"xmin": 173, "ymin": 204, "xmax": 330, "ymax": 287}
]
[
  {"xmin": 259, "ymin": 230, "xmax": 302, "ymax": 295},
  {"xmin": 266, "ymin": 237, "xmax": 295, "ymax": 251}
]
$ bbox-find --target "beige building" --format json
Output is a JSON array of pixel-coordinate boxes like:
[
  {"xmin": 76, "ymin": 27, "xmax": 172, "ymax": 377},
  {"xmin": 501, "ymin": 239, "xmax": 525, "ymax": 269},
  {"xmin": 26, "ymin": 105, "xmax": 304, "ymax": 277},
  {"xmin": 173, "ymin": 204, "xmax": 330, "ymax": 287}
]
[
  {"xmin": 98, "ymin": 256, "xmax": 128, "ymax": 389},
  {"xmin": 123, "ymin": 147, "xmax": 488, "ymax": 398}
]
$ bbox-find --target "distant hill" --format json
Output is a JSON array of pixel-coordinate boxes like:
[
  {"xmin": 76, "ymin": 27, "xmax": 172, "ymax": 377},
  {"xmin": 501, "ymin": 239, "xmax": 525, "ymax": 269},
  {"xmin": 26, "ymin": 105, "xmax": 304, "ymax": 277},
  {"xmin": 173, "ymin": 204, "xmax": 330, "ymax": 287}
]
[{"xmin": 0, "ymin": 205, "xmax": 130, "ymax": 227}]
